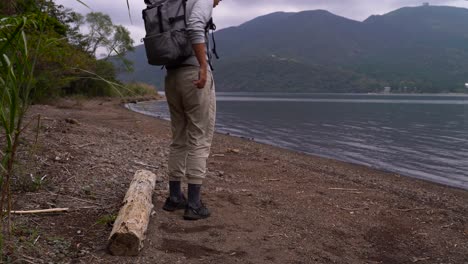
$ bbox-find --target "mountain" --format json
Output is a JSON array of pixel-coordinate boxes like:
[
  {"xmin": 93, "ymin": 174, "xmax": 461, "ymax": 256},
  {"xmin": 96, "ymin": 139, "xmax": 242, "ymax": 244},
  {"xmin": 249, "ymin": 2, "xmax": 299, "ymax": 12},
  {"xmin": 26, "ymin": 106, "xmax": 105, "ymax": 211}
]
[{"xmin": 118, "ymin": 5, "xmax": 468, "ymax": 93}]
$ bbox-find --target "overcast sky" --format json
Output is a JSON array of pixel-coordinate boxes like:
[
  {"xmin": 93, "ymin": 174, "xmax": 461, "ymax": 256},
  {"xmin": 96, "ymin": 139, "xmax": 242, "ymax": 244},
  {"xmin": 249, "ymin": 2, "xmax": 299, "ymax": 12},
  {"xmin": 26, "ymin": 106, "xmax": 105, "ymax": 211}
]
[{"xmin": 55, "ymin": 0, "xmax": 468, "ymax": 46}]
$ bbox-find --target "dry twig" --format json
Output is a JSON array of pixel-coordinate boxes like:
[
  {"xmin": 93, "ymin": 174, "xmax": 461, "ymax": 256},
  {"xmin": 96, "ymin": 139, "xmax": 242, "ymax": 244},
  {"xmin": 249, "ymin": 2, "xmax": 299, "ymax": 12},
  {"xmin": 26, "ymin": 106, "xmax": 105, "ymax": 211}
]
[
  {"xmin": 10, "ymin": 208, "xmax": 69, "ymax": 214},
  {"xmin": 78, "ymin": 142, "xmax": 96, "ymax": 148},
  {"xmin": 395, "ymin": 208, "xmax": 427, "ymax": 212},
  {"xmin": 133, "ymin": 160, "xmax": 159, "ymax": 169},
  {"xmin": 339, "ymin": 206, "xmax": 368, "ymax": 211},
  {"xmin": 329, "ymin": 188, "xmax": 360, "ymax": 191}
]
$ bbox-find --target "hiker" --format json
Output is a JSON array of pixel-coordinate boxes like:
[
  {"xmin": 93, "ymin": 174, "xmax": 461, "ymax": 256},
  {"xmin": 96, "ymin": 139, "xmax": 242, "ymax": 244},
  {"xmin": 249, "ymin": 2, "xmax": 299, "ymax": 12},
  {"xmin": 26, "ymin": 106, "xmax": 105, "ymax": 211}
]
[{"xmin": 161, "ymin": 0, "xmax": 222, "ymax": 220}]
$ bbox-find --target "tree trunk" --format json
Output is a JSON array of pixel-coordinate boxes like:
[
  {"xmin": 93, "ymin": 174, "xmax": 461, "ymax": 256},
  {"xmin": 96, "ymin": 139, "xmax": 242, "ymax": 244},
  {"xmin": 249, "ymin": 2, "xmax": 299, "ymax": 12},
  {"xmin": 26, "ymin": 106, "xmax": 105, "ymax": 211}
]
[{"xmin": 107, "ymin": 170, "xmax": 157, "ymax": 256}]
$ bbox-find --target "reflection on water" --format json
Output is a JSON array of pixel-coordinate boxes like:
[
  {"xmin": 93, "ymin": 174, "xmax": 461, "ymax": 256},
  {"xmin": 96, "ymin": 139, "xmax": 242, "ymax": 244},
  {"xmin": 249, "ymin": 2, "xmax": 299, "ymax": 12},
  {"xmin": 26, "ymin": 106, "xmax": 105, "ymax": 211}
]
[{"xmin": 127, "ymin": 93, "xmax": 468, "ymax": 190}]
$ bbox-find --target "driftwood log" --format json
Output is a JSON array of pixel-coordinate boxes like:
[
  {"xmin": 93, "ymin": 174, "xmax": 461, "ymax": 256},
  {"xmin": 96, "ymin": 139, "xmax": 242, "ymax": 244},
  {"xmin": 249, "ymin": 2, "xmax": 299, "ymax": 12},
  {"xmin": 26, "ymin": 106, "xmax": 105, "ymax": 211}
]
[{"xmin": 108, "ymin": 170, "xmax": 157, "ymax": 256}]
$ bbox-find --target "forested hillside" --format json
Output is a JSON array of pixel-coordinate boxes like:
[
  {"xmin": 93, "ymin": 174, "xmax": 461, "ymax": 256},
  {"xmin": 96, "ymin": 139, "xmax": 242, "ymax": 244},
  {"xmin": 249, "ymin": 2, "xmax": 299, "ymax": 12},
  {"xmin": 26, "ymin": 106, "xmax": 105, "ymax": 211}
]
[{"xmin": 121, "ymin": 5, "xmax": 468, "ymax": 93}]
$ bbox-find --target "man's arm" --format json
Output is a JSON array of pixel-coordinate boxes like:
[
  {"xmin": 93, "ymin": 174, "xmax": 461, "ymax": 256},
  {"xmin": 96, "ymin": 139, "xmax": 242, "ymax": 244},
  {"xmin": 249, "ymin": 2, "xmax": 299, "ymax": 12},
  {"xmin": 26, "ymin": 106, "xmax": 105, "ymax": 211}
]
[
  {"xmin": 187, "ymin": 0, "xmax": 213, "ymax": 89},
  {"xmin": 192, "ymin": 43, "xmax": 208, "ymax": 89}
]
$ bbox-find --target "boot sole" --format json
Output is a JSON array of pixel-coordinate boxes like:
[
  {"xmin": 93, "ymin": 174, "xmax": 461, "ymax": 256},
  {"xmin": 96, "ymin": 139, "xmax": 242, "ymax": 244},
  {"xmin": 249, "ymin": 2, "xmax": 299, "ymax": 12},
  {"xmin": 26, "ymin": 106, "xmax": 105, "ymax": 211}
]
[
  {"xmin": 183, "ymin": 214, "xmax": 210, "ymax": 220},
  {"xmin": 162, "ymin": 201, "xmax": 187, "ymax": 212},
  {"xmin": 162, "ymin": 206, "xmax": 185, "ymax": 212},
  {"xmin": 183, "ymin": 210, "xmax": 211, "ymax": 220}
]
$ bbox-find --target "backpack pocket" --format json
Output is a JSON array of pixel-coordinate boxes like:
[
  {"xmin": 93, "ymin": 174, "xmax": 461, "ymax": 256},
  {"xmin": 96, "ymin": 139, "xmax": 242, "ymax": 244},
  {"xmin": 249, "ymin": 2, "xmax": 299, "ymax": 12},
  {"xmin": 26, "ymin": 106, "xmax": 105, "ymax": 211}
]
[{"xmin": 144, "ymin": 29, "xmax": 192, "ymax": 66}]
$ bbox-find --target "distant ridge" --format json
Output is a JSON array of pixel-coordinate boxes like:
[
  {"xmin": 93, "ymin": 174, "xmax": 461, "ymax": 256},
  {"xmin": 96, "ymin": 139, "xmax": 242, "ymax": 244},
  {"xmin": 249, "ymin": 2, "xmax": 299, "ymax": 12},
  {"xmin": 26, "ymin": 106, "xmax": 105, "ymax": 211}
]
[{"xmin": 118, "ymin": 5, "xmax": 468, "ymax": 93}]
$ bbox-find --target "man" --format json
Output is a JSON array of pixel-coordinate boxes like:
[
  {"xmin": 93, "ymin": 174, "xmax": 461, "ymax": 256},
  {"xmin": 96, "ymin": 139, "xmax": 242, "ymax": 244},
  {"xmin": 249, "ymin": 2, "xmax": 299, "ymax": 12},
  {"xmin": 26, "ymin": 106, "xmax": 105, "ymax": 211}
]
[{"xmin": 162, "ymin": 0, "xmax": 222, "ymax": 220}]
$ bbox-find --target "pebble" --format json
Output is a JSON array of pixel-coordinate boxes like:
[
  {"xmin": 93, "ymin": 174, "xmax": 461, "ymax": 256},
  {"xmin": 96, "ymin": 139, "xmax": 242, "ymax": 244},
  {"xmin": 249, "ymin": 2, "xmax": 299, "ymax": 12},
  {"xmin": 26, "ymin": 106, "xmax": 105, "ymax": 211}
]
[
  {"xmin": 65, "ymin": 118, "xmax": 79, "ymax": 125},
  {"xmin": 82, "ymin": 186, "xmax": 92, "ymax": 195},
  {"xmin": 227, "ymin": 148, "xmax": 240, "ymax": 154}
]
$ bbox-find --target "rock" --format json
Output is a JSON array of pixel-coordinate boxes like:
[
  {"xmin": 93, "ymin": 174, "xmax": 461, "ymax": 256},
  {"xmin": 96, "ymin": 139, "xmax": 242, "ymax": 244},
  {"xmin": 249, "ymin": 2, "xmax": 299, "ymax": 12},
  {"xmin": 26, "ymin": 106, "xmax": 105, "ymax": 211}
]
[
  {"xmin": 217, "ymin": 171, "xmax": 225, "ymax": 177},
  {"xmin": 411, "ymin": 257, "xmax": 430, "ymax": 263},
  {"xmin": 65, "ymin": 118, "xmax": 79, "ymax": 125},
  {"xmin": 156, "ymin": 178, "xmax": 164, "ymax": 184},
  {"xmin": 82, "ymin": 186, "xmax": 92, "ymax": 195},
  {"xmin": 227, "ymin": 148, "xmax": 240, "ymax": 154}
]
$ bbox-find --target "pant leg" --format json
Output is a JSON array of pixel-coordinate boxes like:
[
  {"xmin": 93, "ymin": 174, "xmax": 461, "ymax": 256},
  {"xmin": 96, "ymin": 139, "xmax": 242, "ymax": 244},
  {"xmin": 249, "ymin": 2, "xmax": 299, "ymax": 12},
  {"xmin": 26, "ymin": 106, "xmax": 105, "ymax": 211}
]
[
  {"xmin": 165, "ymin": 70, "xmax": 188, "ymax": 182},
  {"xmin": 178, "ymin": 67, "xmax": 216, "ymax": 185}
]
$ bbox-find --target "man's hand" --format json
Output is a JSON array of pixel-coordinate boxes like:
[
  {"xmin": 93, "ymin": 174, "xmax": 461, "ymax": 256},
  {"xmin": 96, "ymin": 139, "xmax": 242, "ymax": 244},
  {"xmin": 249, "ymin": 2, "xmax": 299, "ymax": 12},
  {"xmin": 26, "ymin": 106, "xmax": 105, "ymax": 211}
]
[
  {"xmin": 192, "ymin": 43, "xmax": 209, "ymax": 89},
  {"xmin": 193, "ymin": 65, "xmax": 208, "ymax": 89}
]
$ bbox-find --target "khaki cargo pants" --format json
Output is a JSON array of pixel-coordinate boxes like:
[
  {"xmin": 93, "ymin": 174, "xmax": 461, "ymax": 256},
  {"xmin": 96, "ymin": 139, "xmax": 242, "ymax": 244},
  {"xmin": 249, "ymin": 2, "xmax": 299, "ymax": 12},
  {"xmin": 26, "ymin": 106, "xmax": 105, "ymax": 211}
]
[{"xmin": 165, "ymin": 66, "xmax": 216, "ymax": 185}]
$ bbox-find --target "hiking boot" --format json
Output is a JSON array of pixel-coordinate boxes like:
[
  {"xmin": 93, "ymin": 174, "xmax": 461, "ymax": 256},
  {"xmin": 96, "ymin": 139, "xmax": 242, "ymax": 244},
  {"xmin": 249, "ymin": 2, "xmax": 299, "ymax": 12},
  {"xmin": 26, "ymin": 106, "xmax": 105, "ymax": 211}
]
[
  {"xmin": 183, "ymin": 201, "xmax": 211, "ymax": 220},
  {"xmin": 163, "ymin": 196, "xmax": 187, "ymax": 212}
]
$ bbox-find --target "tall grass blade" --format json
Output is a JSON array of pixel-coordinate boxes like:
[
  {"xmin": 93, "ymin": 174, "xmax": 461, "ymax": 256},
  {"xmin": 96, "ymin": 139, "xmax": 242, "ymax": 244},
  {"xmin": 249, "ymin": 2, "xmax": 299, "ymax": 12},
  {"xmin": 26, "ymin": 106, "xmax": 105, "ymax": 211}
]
[
  {"xmin": 126, "ymin": 0, "xmax": 133, "ymax": 24},
  {"xmin": 76, "ymin": 0, "xmax": 91, "ymax": 9},
  {"xmin": 21, "ymin": 31, "xmax": 28, "ymax": 57},
  {"xmin": 2, "ymin": 54, "xmax": 11, "ymax": 67},
  {"xmin": 0, "ymin": 18, "xmax": 24, "ymax": 55},
  {"xmin": 73, "ymin": 68, "xmax": 127, "ymax": 96}
]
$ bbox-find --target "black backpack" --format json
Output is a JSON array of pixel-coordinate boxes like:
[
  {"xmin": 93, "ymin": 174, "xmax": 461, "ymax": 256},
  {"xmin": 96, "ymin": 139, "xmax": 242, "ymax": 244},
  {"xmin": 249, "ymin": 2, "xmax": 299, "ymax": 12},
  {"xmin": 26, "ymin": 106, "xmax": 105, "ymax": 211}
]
[{"xmin": 142, "ymin": 0, "xmax": 219, "ymax": 67}]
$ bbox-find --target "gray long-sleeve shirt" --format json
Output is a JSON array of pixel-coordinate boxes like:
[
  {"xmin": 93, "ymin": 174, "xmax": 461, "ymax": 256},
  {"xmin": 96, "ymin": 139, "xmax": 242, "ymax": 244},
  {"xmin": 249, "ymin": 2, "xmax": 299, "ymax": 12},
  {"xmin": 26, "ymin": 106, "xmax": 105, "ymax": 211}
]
[{"xmin": 180, "ymin": 0, "xmax": 213, "ymax": 67}]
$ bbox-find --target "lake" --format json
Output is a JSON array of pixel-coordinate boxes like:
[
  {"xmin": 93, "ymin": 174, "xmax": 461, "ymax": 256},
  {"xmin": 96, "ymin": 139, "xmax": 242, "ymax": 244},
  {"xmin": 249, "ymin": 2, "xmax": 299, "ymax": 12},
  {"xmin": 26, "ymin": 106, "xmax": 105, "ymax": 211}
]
[{"xmin": 127, "ymin": 93, "xmax": 468, "ymax": 190}]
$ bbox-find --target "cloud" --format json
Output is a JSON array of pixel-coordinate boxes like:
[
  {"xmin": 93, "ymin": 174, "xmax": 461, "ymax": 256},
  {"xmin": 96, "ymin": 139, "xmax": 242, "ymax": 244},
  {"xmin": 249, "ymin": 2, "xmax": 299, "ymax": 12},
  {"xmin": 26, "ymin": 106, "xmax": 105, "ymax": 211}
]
[{"xmin": 55, "ymin": 0, "xmax": 468, "ymax": 44}]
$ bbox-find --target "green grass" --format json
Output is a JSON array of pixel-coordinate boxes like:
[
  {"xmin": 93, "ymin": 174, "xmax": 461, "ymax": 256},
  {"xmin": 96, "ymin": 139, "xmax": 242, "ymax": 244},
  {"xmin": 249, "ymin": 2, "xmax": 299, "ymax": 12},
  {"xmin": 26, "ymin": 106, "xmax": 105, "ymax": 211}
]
[
  {"xmin": 120, "ymin": 82, "xmax": 158, "ymax": 97},
  {"xmin": 0, "ymin": 0, "xmax": 135, "ymax": 259},
  {"xmin": 1, "ymin": 14, "xmax": 41, "ymax": 245}
]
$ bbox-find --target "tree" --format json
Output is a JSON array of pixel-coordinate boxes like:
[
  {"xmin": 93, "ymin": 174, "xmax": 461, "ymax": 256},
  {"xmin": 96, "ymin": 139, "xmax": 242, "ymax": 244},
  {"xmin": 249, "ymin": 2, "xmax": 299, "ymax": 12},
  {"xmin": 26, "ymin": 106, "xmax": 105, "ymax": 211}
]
[
  {"xmin": 105, "ymin": 25, "xmax": 134, "ymax": 57},
  {"xmin": 84, "ymin": 12, "xmax": 113, "ymax": 55},
  {"xmin": 66, "ymin": 12, "xmax": 87, "ymax": 49},
  {"xmin": 81, "ymin": 12, "xmax": 134, "ymax": 58}
]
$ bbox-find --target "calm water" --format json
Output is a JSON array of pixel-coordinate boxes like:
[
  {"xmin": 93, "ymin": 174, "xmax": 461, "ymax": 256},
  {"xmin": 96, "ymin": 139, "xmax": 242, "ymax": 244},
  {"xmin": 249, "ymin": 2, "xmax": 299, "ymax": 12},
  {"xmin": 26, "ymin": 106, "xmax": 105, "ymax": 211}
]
[{"xmin": 127, "ymin": 93, "xmax": 468, "ymax": 190}]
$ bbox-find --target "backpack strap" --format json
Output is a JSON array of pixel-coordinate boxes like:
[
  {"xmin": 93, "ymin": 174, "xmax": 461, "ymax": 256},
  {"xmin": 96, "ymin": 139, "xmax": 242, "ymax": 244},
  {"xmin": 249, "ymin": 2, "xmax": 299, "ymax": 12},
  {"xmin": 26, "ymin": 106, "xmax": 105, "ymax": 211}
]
[
  {"xmin": 157, "ymin": 5, "xmax": 164, "ymax": 33},
  {"xmin": 183, "ymin": 0, "xmax": 188, "ymax": 26},
  {"xmin": 204, "ymin": 18, "xmax": 215, "ymax": 31},
  {"xmin": 205, "ymin": 18, "xmax": 219, "ymax": 71},
  {"xmin": 169, "ymin": 0, "xmax": 188, "ymax": 26},
  {"xmin": 210, "ymin": 28, "xmax": 220, "ymax": 60}
]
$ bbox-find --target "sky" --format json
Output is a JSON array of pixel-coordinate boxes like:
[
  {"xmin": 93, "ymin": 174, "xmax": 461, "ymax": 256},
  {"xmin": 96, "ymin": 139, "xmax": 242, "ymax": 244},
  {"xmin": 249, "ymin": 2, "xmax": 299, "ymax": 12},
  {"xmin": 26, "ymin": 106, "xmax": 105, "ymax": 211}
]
[{"xmin": 55, "ymin": 0, "xmax": 468, "ymax": 47}]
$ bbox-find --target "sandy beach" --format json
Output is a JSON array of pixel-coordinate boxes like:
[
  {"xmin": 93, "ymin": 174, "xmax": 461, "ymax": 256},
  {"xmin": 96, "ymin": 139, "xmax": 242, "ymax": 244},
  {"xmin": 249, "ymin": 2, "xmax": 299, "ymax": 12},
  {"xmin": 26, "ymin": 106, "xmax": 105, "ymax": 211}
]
[{"xmin": 9, "ymin": 99, "xmax": 468, "ymax": 264}]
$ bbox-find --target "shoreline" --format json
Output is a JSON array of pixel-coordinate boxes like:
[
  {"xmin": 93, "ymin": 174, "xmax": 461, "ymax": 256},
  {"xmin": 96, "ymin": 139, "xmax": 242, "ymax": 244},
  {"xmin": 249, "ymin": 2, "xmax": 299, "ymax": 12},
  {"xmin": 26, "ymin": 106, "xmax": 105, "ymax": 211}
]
[
  {"xmin": 10, "ymin": 98, "xmax": 468, "ymax": 263},
  {"xmin": 214, "ymin": 92, "xmax": 468, "ymax": 96},
  {"xmin": 127, "ymin": 100, "xmax": 468, "ymax": 191}
]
